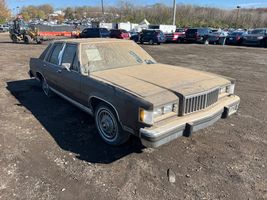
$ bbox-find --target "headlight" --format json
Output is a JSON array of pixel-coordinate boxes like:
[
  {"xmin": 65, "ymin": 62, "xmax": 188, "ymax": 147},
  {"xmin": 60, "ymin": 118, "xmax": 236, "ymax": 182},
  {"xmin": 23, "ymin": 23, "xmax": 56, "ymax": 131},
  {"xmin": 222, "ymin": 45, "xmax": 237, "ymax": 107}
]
[
  {"xmin": 139, "ymin": 102, "xmax": 179, "ymax": 125},
  {"xmin": 139, "ymin": 108, "xmax": 153, "ymax": 125},
  {"xmin": 153, "ymin": 103, "xmax": 178, "ymax": 117},
  {"xmin": 220, "ymin": 83, "xmax": 235, "ymax": 95},
  {"xmin": 227, "ymin": 83, "xmax": 235, "ymax": 94},
  {"xmin": 257, "ymin": 36, "xmax": 263, "ymax": 40},
  {"xmin": 219, "ymin": 86, "xmax": 227, "ymax": 94}
]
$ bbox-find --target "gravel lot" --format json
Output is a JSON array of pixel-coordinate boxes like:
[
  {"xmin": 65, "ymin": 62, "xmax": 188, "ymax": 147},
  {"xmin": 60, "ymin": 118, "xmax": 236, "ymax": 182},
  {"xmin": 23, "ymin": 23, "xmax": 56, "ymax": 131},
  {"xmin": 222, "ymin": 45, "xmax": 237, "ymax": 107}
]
[{"xmin": 0, "ymin": 33, "xmax": 266, "ymax": 200}]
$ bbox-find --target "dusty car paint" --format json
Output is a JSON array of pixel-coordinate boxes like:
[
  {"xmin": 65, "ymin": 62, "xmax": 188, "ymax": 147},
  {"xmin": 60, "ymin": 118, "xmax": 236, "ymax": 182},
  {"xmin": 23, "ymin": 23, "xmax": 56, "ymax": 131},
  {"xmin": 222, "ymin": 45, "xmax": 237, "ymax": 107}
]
[{"xmin": 29, "ymin": 38, "xmax": 240, "ymax": 147}]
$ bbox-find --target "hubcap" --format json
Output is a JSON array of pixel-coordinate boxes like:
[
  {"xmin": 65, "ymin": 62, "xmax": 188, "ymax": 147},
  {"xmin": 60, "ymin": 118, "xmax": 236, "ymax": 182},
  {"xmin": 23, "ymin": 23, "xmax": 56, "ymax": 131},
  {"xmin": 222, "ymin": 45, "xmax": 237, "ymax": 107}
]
[{"xmin": 97, "ymin": 109, "xmax": 118, "ymax": 141}]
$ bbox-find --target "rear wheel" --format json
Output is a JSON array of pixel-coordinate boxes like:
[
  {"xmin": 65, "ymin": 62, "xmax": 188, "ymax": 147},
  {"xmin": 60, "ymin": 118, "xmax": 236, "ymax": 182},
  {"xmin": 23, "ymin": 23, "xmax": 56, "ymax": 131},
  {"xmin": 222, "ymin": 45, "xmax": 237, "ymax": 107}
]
[
  {"xmin": 149, "ymin": 39, "xmax": 154, "ymax": 45},
  {"xmin": 40, "ymin": 77, "xmax": 53, "ymax": 97},
  {"xmin": 95, "ymin": 103, "xmax": 130, "ymax": 146},
  {"xmin": 12, "ymin": 35, "xmax": 18, "ymax": 43},
  {"xmin": 36, "ymin": 36, "xmax": 42, "ymax": 44},
  {"xmin": 24, "ymin": 35, "xmax": 31, "ymax": 44},
  {"xmin": 264, "ymin": 38, "xmax": 267, "ymax": 48}
]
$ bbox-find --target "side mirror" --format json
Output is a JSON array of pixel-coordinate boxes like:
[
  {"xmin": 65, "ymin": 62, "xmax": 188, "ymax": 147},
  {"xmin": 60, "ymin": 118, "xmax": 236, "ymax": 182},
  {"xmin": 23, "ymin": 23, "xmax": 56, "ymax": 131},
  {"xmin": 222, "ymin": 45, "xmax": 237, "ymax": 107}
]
[{"xmin": 62, "ymin": 63, "xmax": 71, "ymax": 71}]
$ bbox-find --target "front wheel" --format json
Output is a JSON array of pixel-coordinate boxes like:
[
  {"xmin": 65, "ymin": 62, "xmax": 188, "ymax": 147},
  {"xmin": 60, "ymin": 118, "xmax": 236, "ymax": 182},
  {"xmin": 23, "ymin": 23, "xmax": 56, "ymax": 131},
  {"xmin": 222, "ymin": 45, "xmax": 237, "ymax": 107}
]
[
  {"xmin": 95, "ymin": 103, "xmax": 130, "ymax": 146},
  {"xmin": 12, "ymin": 35, "xmax": 18, "ymax": 43}
]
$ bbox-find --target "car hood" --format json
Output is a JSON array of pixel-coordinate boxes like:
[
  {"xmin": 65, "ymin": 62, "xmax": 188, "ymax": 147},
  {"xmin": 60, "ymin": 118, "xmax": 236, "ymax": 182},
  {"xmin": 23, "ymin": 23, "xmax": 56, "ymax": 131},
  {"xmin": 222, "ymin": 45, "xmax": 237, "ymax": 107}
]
[{"xmin": 91, "ymin": 64, "xmax": 230, "ymax": 106}]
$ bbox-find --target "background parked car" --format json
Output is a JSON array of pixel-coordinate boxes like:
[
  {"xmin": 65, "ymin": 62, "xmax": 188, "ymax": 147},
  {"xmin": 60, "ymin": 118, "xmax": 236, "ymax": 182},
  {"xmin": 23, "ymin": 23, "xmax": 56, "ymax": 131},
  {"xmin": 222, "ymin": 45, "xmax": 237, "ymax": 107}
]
[
  {"xmin": 164, "ymin": 28, "xmax": 186, "ymax": 43},
  {"xmin": 185, "ymin": 28, "xmax": 211, "ymax": 43},
  {"xmin": 110, "ymin": 29, "xmax": 130, "ymax": 39},
  {"xmin": 129, "ymin": 31, "xmax": 140, "ymax": 42},
  {"xmin": 0, "ymin": 24, "xmax": 9, "ymax": 32},
  {"xmin": 208, "ymin": 31, "xmax": 228, "ymax": 45},
  {"xmin": 139, "ymin": 29, "xmax": 166, "ymax": 45},
  {"xmin": 225, "ymin": 31, "xmax": 247, "ymax": 45},
  {"xmin": 79, "ymin": 28, "xmax": 110, "ymax": 38},
  {"xmin": 242, "ymin": 28, "xmax": 267, "ymax": 47}
]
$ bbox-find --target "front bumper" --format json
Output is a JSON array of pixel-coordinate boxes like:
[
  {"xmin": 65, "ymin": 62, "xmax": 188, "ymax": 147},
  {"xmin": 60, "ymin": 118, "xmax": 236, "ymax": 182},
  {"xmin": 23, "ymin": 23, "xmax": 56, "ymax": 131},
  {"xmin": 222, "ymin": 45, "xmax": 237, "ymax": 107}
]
[
  {"xmin": 140, "ymin": 95, "xmax": 240, "ymax": 148},
  {"xmin": 243, "ymin": 40, "xmax": 262, "ymax": 46}
]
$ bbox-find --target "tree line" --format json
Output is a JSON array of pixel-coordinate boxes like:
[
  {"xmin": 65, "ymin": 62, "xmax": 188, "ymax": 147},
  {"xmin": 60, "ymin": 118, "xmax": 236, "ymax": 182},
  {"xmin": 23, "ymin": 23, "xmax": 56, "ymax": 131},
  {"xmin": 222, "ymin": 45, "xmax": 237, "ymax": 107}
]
[
  {"xmin": 2, "ymin": 0, "xmax": 267, "ymax": 28},
  {"xmin": 0, "ymin": 0, "xmax": 10, "ymax": 23}
]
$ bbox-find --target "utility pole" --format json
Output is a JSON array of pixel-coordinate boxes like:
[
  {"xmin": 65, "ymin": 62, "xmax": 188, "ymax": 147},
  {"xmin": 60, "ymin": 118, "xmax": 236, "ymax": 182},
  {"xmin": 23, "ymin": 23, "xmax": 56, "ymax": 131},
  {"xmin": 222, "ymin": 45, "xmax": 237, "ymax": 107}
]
[
  {"xmin": 101, "ymin": 0, "xmax": 104, "ymax": 16},
  {"xmin": 172, "ymin": 0, "xmax": 176, "ymax": 25},
  {"xmin": 236, "ymin": 6, "xmax": 241, "ymax": 28}
]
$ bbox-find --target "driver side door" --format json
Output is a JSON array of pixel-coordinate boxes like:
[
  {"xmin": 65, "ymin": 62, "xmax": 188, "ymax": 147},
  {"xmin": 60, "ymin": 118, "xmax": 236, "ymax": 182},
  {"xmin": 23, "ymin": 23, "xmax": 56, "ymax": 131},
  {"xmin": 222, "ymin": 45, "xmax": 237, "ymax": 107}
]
[{"xmin": 56, "ymin": 43, "xmax": 83, "ymax": 103}]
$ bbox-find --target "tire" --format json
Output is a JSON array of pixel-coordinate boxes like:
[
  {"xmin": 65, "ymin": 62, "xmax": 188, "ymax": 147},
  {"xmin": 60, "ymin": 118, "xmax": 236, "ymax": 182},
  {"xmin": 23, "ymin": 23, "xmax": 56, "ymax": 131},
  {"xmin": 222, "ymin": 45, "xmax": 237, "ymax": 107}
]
[
  {"xmin": 177, "ymin": 37, "xmax": 182, "ymax": 43},
  {"xmin": 40, "ymin": 76, "xmax": 53, "ymax": 97},
  {"xmin": 95, "ymin": 103, "xmax": 130, "ymax": 146},
  {"xmin": 157, "ymin": 42, "xmax": 161, "ymax": 45},
  {"xmin": 149, "ymin": 39, "xmax": 154, "ymax": 45},
  {"xmin": 263, "ymin": 39, "xmax": 267, "ymax": 48},
  {"xmin": 24, "ymin": 35, "xmax": 31, "ymax": 44},
  {"xmin": 36, "ymin": 36, "xmax": 42, "ymax": 44},
  {"xmin": 12, "ymin": 35, "xmax": 18, "ymax": 43}
]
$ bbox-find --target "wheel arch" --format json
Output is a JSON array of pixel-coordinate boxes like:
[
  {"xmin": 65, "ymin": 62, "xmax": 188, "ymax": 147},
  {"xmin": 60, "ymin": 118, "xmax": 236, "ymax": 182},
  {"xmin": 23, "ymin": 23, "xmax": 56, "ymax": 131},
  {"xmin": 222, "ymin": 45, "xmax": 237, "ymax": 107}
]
[
  {"xmin": 89, "ymin": 96, "xmax": 121, "ymax": 123},
  {"xmin": 35, "ymin": 72, "xmax": 44, "ymax": 82}
]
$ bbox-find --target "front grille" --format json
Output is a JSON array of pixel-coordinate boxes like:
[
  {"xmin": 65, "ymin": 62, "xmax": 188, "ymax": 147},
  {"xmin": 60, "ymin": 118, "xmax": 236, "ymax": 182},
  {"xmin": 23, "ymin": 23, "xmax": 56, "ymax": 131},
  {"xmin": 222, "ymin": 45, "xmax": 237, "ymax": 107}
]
[{"xmin": 183, "ymin": 89, "xmax": 219, "ymax": 114}]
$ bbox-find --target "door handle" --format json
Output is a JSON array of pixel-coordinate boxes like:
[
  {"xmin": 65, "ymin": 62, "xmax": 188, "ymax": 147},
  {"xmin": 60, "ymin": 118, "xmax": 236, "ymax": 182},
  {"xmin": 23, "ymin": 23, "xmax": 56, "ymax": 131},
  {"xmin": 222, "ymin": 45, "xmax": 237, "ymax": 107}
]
[{"xmin": 57, "ymin": 69, "xmax": 62, "ymax": 73}]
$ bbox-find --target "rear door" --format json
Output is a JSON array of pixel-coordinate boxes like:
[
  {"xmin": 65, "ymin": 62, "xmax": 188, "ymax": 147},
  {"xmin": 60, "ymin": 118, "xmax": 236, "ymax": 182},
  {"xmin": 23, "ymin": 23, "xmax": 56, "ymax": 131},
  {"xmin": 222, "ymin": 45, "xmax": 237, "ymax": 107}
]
[
  {"xmin": 56, "ymin": 43, "xmax": 82, "ymax": 102},
  {"xmin": 186, "ymin": 29, "xmax": 197, "ymax": 40},
  {"xmin": 43, "ymin": 43, "xmax": 64, "ymax": 90}
]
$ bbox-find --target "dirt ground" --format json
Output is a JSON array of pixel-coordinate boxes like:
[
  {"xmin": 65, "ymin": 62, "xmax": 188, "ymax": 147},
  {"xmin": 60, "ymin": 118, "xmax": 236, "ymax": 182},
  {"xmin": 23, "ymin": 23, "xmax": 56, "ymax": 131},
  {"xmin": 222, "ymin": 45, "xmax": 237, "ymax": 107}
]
[{"xmin": 0, "ymin": 33, "xmax": 266, "ymax": 200}]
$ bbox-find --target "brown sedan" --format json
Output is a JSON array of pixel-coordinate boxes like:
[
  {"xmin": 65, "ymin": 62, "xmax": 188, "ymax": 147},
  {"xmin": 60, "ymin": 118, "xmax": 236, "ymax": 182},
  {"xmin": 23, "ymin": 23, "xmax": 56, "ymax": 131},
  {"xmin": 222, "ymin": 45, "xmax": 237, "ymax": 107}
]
[{"xmin": 29, "ymin": 38, "xmax": 240, "ymax": 147}]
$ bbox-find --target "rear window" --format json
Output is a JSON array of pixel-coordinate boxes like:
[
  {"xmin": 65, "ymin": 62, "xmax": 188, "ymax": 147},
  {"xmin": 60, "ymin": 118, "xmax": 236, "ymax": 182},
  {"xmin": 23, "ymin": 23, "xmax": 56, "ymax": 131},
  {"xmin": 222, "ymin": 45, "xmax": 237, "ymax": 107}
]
[
  {"xmin": 48, "ymin": 44, "xmax": 63, "ymax": 65},
  {"xmin": 39, "ymin": 43, "xmax": 52, "ymax": 60},
  {"xmin": 230, "ymin": 32, "xmax": 243, "ymax": 36},
  {"xmin": 143, "ymin": 31, "xmax": 154, "ymax": 35},
  {"xmin": 187, "ymin": 29, "xmax": 197, "ymax": 34},
  {"xmin": 100, "ymin": 28, "xmax": 109, "ymax": 34},
  {"xmin": 251, "ymin": 29, "xmax": 267, "ymax": 34}
]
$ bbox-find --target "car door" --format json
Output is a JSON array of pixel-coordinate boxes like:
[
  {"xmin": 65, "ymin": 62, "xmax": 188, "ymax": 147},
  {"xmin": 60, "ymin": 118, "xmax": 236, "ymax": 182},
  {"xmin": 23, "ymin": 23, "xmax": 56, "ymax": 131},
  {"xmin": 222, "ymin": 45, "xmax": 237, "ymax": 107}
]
[
  {"xmin": 43, "ymin": 43, "xmax": 64, "ymax": 90},
  {"xmin": 56, "ymin": 43, "xmax": 83, "ymax": 103}
]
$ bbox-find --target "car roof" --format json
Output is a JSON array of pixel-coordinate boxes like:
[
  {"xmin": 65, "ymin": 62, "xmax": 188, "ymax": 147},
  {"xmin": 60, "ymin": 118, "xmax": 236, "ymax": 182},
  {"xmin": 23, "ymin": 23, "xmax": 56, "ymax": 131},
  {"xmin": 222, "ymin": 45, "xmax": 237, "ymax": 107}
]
[{"xmin": 52, "ymin": 38, "xmax": 134, "ymax": 44}]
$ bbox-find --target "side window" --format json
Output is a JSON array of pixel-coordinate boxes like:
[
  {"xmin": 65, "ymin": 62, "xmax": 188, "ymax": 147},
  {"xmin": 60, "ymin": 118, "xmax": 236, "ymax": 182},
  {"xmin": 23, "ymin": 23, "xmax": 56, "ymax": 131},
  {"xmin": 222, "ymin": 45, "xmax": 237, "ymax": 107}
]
[
  {"xmin": 61, "ymin": 44, "xmax": 78, "ymax": 72},
  {"xmin": 39, "ymin": 43, "xmax": 52, "ymax": 60},
  {"xmin": 48, "ymin": 44, "xmax": 63, "ymax": 65}
]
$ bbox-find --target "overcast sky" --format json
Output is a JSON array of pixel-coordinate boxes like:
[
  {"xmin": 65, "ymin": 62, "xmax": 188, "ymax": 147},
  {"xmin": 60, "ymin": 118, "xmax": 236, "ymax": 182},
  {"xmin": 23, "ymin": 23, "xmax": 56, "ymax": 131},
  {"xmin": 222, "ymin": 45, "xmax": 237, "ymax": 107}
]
[{"xmin": 7, "ymin": 0, "xmax": 267, "ymax": 10}]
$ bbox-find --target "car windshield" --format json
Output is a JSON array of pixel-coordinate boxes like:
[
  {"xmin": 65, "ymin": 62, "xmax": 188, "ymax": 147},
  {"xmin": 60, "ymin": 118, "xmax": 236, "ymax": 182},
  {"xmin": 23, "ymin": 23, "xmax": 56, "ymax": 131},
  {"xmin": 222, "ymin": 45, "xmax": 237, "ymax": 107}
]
[
  {"xmin": 251, "ymin": 29, "xmax": 266, "ymax": 34},
  {"xmin": 81, "ymin": 42, "xmax": 156, "ymax": 73},
  {"xmin": 230, "ymin": 32, "xmax": 243, "ymax": 36}
]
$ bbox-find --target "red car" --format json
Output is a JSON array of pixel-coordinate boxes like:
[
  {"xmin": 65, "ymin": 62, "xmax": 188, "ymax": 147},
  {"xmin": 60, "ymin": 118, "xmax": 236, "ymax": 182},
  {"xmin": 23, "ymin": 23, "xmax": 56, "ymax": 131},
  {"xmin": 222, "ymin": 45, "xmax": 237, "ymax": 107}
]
[
  {"xmin": 110, "ymin": 29, "xmax": 130, "ymax": 39},
  {"xmin": 165, "ymin": 28, "xmax": 186, "ymax": 43}
]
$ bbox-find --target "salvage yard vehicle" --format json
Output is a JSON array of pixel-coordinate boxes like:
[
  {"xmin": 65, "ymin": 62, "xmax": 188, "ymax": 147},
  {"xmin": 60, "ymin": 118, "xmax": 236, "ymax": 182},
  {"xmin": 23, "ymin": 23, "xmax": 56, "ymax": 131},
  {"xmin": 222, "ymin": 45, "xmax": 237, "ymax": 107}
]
[
  {"xmin": 164, "ymin": 28, "xmax": 186, "ymax": 43},
  {"xmin": 29, "ymin": 38, "xmax": 240, "ymax": 147},
  {"xmin": 207, "ymin": 31, "xmax": 228, "ymax": 45},
  {"xmin": 79, "ymin": 28, "xmax": 110, "ymax": 38},
  {"xmin": 110, "ymin": 29, "xmax": 130, "ymax": 39},
  {"xmin": 242, "ymin": 28, "xmax": 267, "ymax": 47},
  {"xmin": 9, "ymin": 18, "xmax": 43, "ymax": 44},
  {"xmin": 185, "ymin": 28, "xmax": 211, "ymax": 43},
  {"xmin": 139, "ymin": 29, "xmax": 166, "ymax": 45},
  {"xmin": 225, "ymin": 31, "xmax": 247, "ymax": 45}
]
